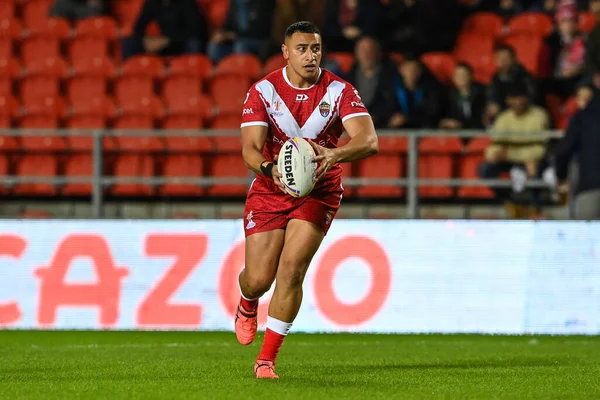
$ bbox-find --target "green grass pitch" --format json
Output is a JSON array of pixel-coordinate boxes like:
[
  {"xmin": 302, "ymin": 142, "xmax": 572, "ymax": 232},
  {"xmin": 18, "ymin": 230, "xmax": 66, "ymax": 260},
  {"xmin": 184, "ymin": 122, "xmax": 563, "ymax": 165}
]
[{"xmin": 1, "ymin": 331, "xmax": 599, "ymax": 399}]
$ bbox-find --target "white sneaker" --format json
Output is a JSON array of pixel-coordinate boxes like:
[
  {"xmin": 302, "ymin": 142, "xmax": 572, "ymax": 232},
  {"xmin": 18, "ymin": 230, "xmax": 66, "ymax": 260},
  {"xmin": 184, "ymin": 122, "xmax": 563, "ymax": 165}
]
[{"xmin": 510, "ymin": 167, "xmax": 527, "ymax": 193}]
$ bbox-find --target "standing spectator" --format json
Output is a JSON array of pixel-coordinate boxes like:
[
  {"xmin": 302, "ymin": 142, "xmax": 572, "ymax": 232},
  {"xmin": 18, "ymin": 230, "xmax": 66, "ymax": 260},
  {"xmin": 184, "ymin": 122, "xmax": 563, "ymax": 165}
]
[
  {"xmin": 121, "ymin": 0, "xmax": 206, "ymax": 61},
  {"xmin": 207, "ymin": 0, "xmax": 277, "ymax": 63},
  {"xmin": 479, "ymin": 83, "xmax": 551, "ymax": 217},
  {"xmin": 345, "ymin": 36, "xmax": 396, "ymax": 128},
  {"xmin": 485, "ymin": 45, "xmax": 538, "ymax": 126},
  {"xmin": 496, "ymin": 0, "xmax": 524, "ymax": 18},
  {"xmin": 439, "ymin": 63, "xmax": 486, "ymax": 130},
  {"xmin": 386, "ymin": 56, "xmax": 442, "ymax": 129},
  {"xmin": 271, "ymin": 0, "xmax": 327, "ymax": 44},
  {"xmin": 585, "ymin": 0, "xmax": 600, "ymax": 88},
  {"xmin": 322, "ymin": 0, "xmax": 383, "ymax": 53},
  {"xmin": 49, "ymin": 0, "xmax": 106, "ymax": 21},
  {"xmin": 555, "ymin": 89, "xmax": 600, "ymax": 219},
  {"xmin": 529, "ymin": 0, "xmax": 559, "ymax": 15},
  {"xmin": 539, "ymin": 3, "xmax": 586, "ymax": 99}
]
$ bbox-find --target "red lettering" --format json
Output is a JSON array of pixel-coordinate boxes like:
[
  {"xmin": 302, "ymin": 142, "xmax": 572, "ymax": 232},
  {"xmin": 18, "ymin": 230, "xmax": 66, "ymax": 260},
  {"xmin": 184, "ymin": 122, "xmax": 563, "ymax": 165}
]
[
  {"xmin": 35, "ymin": 235, "xmax": 128, "ymax": 328},
  {"xmin": 219, "ymin": 241, "xmax": 270, "ymax": 326},
  {"xmin": 314, "ymin": 236, "xmax": 391, "ymax": 326},
  {"xmin": 0, "ymin": 235, "xmax": 27, "ymax": 326},
  {"xmin": 137, "ymin": 234, "xmax": 206, "ymax": 328}
]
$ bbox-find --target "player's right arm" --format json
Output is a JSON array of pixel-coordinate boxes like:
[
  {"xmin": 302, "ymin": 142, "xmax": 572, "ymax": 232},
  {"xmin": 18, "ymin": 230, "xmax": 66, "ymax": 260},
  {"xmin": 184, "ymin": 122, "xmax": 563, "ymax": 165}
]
[{"xmin": 240, "ymin": 85, "xmax": 285, "ymax": 192}]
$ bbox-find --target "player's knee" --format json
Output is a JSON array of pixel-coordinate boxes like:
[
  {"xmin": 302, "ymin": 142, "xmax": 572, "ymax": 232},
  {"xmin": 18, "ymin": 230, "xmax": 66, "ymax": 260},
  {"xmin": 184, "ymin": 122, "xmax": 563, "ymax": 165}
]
[
  {"xmin": 278, "ymin": 261, "xmax": 309, "ymax": 288},
  {"xmin": 245, "ymin": 273, "xmax": 274, "ymax": 296}
]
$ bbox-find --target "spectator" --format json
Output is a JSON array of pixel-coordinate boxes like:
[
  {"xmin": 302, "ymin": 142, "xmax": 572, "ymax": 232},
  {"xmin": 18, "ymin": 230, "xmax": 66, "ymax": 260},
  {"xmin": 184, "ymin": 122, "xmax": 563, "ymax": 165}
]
[
  {"xmin": 496, "ymin": 0, "xmax": 524, "ymax": 18},
  {"xmin": 386, "ymin": 56, "xmax": 441, "ymax": 129},
  {"xmin": 345, "ymin": 36, "xmax": 396, "ymax": 128},
  {"xmin": 540, "ymin": 3, "xmax": 586, "ymax": 99},
  {"xmin": 575, "ymin": 79, "xmax": 595, "ymax": 108},
  {"xmin": 554, "ymin": 88, "xmax": 600, "ymax": 219},
  {"xmin": 479, "ymin": 83, "xmax": 551, "ymax": 217},
  {"xmin": 271, "ymin": 0, "xmax": 327, "ymax": 45},
  {"xmin": 529, "ymin": 0, "xmax": 559, "ymax": 15},
  {"xmin": 49, "ymin": 0, "xmax": 106, "ymax": 21},
  {"xmin": 322, "ymin": 0, "xmax": 383, "ymax": 53},
  {"xmin": 589, "ymin": 0, "xmax": 600, "ymax": 14},
  {"xmin": 439, "ymin": 62, "xmax": 486, "ymax": 130},
  {"xmin": 485, "ymin": 45, "xmax": 538, "ymax": 126},
  {"xmin": 121, "ymin": 0, "xmax": 206, "ymax": 61},
  {"xmin": 584, "ymin": 0, "xmax": 600, "ymax": 88},
  {"xmin": 207, "ymin": 0, "xmax": 276, "ymax": 63}
]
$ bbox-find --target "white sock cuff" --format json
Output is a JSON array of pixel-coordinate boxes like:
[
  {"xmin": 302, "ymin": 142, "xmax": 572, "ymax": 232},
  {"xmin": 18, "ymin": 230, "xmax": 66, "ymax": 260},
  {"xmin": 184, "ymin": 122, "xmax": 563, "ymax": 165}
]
[
  {"xmin": 266, "ymin": 316, "xmax": 293, "ymax": 336},
  {"xmin": 239, "ymin": 269, "xmax": 259, "ymax": 301}
]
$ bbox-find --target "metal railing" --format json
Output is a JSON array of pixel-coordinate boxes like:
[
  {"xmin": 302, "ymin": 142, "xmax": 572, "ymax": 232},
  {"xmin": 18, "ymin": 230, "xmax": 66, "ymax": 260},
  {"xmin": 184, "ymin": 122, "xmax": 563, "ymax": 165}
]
[{"xmin": 0, "ymin": 128, "xmax": 567, "ymax": 219}]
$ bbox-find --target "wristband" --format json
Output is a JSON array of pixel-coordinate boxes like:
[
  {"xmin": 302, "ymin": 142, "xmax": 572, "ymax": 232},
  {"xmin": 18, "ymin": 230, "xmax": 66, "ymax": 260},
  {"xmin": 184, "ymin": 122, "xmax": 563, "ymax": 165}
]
[{"xmin": 260, "ymin": 161, "xmax": 274, "ymax": 178}]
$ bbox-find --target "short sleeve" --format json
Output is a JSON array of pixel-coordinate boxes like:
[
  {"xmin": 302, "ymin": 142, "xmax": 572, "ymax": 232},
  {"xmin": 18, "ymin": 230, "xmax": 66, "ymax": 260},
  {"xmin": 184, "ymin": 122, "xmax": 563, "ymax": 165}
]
[
  {"xmin": 240, "ymin": 84, "xmax": 269, "ymax": 128},
  {"xmin": 339, "ymin": 84, "xmax": 370, "ymax": 123}
]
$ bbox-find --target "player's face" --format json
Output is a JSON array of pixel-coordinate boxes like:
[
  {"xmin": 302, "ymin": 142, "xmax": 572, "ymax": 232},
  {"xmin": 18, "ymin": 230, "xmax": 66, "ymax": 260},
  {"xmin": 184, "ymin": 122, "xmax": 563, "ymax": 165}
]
[{"xmin": 283, "ymin": 32, "xmax": 322, "ymax": 82}]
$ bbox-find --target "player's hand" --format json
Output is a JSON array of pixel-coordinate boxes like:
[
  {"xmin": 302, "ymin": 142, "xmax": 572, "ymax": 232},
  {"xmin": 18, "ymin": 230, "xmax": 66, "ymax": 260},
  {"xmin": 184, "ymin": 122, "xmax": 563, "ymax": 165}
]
[
  {"xmin": 309, "ymin": 140, "xmax": 338, "ymax": 182},
  {"xmin": 271, "ymin": 156, "xmax": 286, "ymax": 194}
]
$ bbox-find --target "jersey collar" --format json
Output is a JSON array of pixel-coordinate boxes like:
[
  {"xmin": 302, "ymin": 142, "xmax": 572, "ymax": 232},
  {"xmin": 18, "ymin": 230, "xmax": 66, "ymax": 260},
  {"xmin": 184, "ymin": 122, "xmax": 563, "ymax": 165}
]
[{"xmin": 282, "ymin": 66, "xmax": 322, "ymax": 90}]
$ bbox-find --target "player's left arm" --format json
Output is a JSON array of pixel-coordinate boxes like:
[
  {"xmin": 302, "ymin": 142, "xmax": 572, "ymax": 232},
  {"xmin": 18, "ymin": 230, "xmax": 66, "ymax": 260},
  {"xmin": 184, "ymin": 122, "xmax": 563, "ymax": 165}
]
[{"xmin": 310, "ymin": 86, "xmax": 379, "ymax": 181}]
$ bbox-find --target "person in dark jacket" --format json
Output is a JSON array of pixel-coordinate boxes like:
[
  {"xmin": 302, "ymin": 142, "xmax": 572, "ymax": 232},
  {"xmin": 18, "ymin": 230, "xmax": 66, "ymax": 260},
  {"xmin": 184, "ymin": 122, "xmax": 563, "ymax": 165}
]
[
  {"xmin": 554, "ymin": 89, "xmax": 600, "ymax": 219},
  {"xmin": 439, "ymin": 62, "xmax": 486, "ymax": 131},
  {"xmin": 345, "ymin": 36, "xmax": 396, "ymax": 128},
  {"xmin": 584, "ymin": 0, "xmax": 600, "ymax": 88},
  {"xmin": 322, "ymin": 0, "xmax": 384, "ymax": 53},
  {"xmin": 121, "ymin": 0, "xmax": 206, "ymax": 60}
]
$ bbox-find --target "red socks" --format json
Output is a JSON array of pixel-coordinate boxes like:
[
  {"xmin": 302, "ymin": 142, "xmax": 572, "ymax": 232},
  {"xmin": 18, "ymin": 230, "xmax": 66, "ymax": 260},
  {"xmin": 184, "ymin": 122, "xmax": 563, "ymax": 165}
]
[
  {"xmin": 240, "ymin": 297, "xmax": 258, "ymax": 312},
  {"xmin": 257, "ymin": 328, "xmax": 286, "ymax": 362}
]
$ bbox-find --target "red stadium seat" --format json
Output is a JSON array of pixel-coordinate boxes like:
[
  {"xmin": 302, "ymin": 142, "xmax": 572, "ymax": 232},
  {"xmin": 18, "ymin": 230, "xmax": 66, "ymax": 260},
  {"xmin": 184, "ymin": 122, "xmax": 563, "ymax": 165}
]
[
  {"xmin": 21, "ymin": 37, "xmax": 60, "ymax": 66},
  {"xmin": 113, "ymin": 115, "xmax": 155, "ymax": 129},
  {"xmin": 215, "ymin": 53, "xmax": 262, "ymax": 80},
  {"xmin": 206, "ymin": 0, "xmax": 229, "ymax": 30},
  {"xmin": 453, "ymin": 34, "xmax": 496, "ymax": 84},
  {"xmin": 161, "ymin": 75, "xmax": 203, "ymax": 110},
  {"xmin": 457, "ymin": 154, "xmax": 495, "ymax": 198},
  {"xmin": 22, "ymin": 94, "xmax": 67, "ymax": 120},
  {"xmin": 115, "ymin": 75, "xmax": 154, "ymax": 101},
  {"xmin": 24, "ymin": 56, "xmax": 69, "ymax": 78},
  {"xmin": 163, "ymin": 133, "xmax": 212, "ymax": 152},
  {"xmin": 14, "ymin": 154, "xmax": 58, "ymax": 195},
  {"xmin": 168, "ymin": 54, "xmax": 213, "ymax": 79},
  {"xmin": 111, "ymin": 154, "xmax": 155, "ymax": 196},
  {"xmin": 327, "ymin": 52, "xmax": 354, "ymax": 74},
  {"xmin": 22, "ymin": 0, "xmax": 53, "ymax": 31},
  {"xmin": 356, "ymin": 155, "xmax": 405, "ymax": 198},
  {"xmin": 29, "ymin": 17, "xmax": 71, "ymax": 38},
  {"xmin": 461, "ymin": 12, "xmax": 505, "ymax": 38},
  {"xmin": 0, "ymin": 57, "xmax": 19, "ymax": 96},
  {"xmin": 72, "ymin": 55, "xmax": 116, "ymax": 78},
  {"xmin": 162, "ymin": 115, "xmax": 204, "ymax": 129},
  {"xmin": 421, "ymin": 52, "xmax": 456, "ymax": 85},
  {"xmin": 20, "ymin": 75, "xmax": 60, "ymax": 105},
  {"xmin": 159, "ymin": 154, "xmax": 205, "ymax": 196},
  {"xmin": 0, "ymin": 94, "xmax": 18, "ymax": 128},
  {"xmin": 0, "ymin": 154, "xmax": 9, "ymax": 194},
  {"xmin": 0, "ymin": 18, "xmax": 22, "ymax": 39},
  {"xmin": 112, "ymin": 0, "xmax": 144, "ymax": 32},
  {"xmin": 68, "ymin": 36, "xmax": 109, "ymax": 66},
  {"xmin": 211, "ymin": 135, "xmax": 241, "ymax": 153},
  {"xmin": 62, "ymin": 154, "xmax": 93, "ymax": 196},
  {"xmin": 579, "ymin": 12, "xmax": 597, "ymax": 34},
  {"xmin": 508, "ymin": 12, "xmax": 553, "ymax": 37},
  {"xmin": 68, "ymin": 76, "xmax": 107, "ymax": 103},
  {"xmin": 502, "ymin": 34, "xmax": 543, "ymax": 77},
  {"xmin": 65, "ymin": 128, "xmax": 117, "ymax": 152},
  {"xmin": 0, "ymin": 2, "xmax": 15, "ymax": 20},
  {"xmin": 75, "ymin": 16, "xmax": 118, "ymax": 39},
  {"xmin": 418, "ymin": 137, "xmax": 463, "ymax": 198},
  {"xmin": 211, "ymin": 114, "xmax": 242, "ymax": 130},
  {"xmin": 209, "ymin": 74, "xmax": 251, "ymax": 115},
  {"xmin": 0, "ymin": 38, "xmax": 12, "ymax": 58},
  {"xmin": 18, "ymin": 115, "xmax": 59, "ymax": 129},
  {"xmin": 122, "ymin": 55, "xmax": 164, "ymax": 78},
  {"xmin": 208, "ymin": 154, "xmax": 250, "ymax": 197},
  {"xmin": 264, "ymin": 54, "xmax": 287, "ymax": 74},
  {"xmin": 66, "ymin": 115, "xmax": 107, "ymax": 129},
  {"xmin": 0, "ymin": 131, "xmax": 18, "ymax": 151}
]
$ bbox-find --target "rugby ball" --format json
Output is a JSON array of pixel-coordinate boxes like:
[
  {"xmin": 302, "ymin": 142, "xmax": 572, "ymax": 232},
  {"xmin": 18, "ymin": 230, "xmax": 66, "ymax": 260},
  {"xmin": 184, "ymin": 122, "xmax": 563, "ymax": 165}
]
[{"xmin": 277, "ymin": 137, "xmax": 317, "ymax": 198}]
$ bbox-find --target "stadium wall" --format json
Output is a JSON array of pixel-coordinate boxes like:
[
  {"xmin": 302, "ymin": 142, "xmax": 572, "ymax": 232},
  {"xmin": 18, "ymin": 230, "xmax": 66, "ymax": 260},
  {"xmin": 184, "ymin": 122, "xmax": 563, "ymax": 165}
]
[{"xmin": 0, "ymin": 220, "xmax": 598, "ymax": 335}]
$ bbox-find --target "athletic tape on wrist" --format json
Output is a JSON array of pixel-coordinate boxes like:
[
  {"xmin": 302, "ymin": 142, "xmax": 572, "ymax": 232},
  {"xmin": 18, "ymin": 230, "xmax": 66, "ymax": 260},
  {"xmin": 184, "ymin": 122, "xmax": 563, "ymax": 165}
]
[{"xmin": 260, "ymin": 161, "xmax": 274, "ymax": 179}]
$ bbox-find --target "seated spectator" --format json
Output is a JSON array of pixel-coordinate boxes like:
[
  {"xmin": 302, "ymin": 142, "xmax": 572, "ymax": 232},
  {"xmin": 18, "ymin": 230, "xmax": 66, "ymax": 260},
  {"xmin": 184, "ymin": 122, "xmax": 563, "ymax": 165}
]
[
  {"xmin": 271, "ymin": 0, "xmax": 327, "ymax": 45},
  {"xmin": 575, "ymin": 79, "xmax": 595, "ymax": 108},
  {"xmin": 496, "ymin": 0, "xmax": 524, "ymax": 18},
  {"xmin": 529, "ymin": 0, "xmax": 559, "ymax": 15},
  {"xmin": 585, "ymin": 0, "xmax": 600, "ymax": 88},
  {"xmin": 121, "ymin": 0, "xmax": 206, "ymax": 61},
  {"xmin": 539, "ymin": 4, "xmax": 586, "ymax": 99},
  {"xmin": 479, "ymin": 84, "xmax": 551, "ymax": 217},
  {"xmin": 485, "ymin": 44, "xmax": 538, "ymax": 126},
  {"xmin": 439, "ymin": 63, "xmax": 486, "ymax": 131},
  {"xmin": 345, "ymin": 36, "xmax": 396, "ymax": 128},
  {"xmin": 322, "ymin": 0, "xmax": 383, "ymax": 53},
  {"xmin": 49, "ymin": 0, "xmax": 106, "ymax": 21},
  {"xmin": 207, "ymin": 0, "xmax": 276, "ymax": 63},
  {"xmin": 386, "ymin": 56, "xmax": 441, "ymax": 129}
]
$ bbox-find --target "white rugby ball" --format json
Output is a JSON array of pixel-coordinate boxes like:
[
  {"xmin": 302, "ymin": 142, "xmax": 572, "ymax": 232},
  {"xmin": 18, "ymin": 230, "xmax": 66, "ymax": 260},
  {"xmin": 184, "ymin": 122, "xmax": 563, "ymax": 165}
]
[{"xmin": 277, "ymin": 137, "xmax": 317, "ymax": 198}]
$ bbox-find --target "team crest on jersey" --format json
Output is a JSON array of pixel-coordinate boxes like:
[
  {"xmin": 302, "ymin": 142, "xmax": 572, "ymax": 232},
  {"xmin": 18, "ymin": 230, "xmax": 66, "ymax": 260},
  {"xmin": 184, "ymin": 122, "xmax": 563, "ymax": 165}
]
[{"xmin": 319, "ymin": 101, "xmax": 331, "ymax": 117}]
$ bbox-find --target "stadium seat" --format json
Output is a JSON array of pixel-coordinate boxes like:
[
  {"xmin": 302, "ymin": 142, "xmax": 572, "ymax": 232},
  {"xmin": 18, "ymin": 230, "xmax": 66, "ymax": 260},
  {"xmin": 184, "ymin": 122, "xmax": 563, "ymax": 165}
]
[
  {"xmin": 215, "ymin": 53, "xmax": 262, "ymax": 80},
  {"xmin": 114, "ymin": 131, "xmax": 164, "ymax": 152},
  {"xmin": 24, "ymin": 56, "xmax": 69, "ymax": 78},
  {"xmin": 418, "ymin": 137, "xmax": 463, "ymax": 198},
  {"xmin": 263, "ymin": 54, "xmax": 287, "ymax": 74},
  {"xmin": 460, "ymin": 12, "xmax": 505, "ymax": 38},
  {"xmin": 75, "ymin": 16, "xmax": 118, "ymax": 39},
  {"xmin": 502, "ymin": 34, "xmax": 543, "ymax": 77},
  {"xmin": 119, "ymin": 94, "xmax": 164, "ymax": 120},
  {"xmin": 508, "ymin": 12, "xmax": 553, "ymax": 37},
  {"xmin": 62, "ymin": 154, "xmax": 93, "ymax": 196},
  {"xmin": 163, "ymin": 132, "xmax": 212, "ymax": 152},
  {"xmin": 162, "ymin": 115, "xmax": 204, "ymax": 129},
  {"xmin": 66, "ymin": 115, "xmax": 107, "ymax": 129},
  {"xmin": 121, "ymin": 55, "xmax": 164, "ymax": 78},
  {"xmin": 421, "ymin": 52, "xmax": 456, "ymax": 85},
  {"xmin": 20, "ymin": 37, "xmax": 61, "ymax": 66},
  {"xmin": 211, "ymin": 134, "xmax": 241, "ymax": 153},
  {"xmin": 111, "ymin": 154, "xmax": 155, "ymax": 196},
  {"xmin": 65, "ymin": 127, "xmax": 117, "ymax": 151},
  {"xmin": 0, "ymin": 17, "xmax": 22, "ymax": 39},
  {"xmin": 164, "ymin": 93, "xmax": 213, "ymax": 121},
  {"xmin": 211, "ymin": 114, "xmax": 242, "ymax": 130},
  {"xmin": 579, "ymin": 12, "xmax": 597, "ymax": 33},
  {"xmin": 14, "ymin": 154, "xmax": 58, "ymax": 196},
  {"xmin": 20, "ymin": 75, "xmax": 60, "ymax": 102},
  {"xmin": 0, "ymin": 58, "xmax": 19, "ymax": 95},
  {"xmin": 458, "ymin": 137, "xmax": 495, "ymax": 198},
  {"xmin": 21, "ymin": 94, "xmax": 67, "ymax": 120},
  {"xmin": 207, "ymin": 154, "xmax": 250, "ymax": 197},
  {"xmin": 167, "ymin": 54, "xmax": 213, "ymax": 79},
  {"xmin": 115, "ymin": 75, "xmax": 154, "ymax": 101},
  {"xmin": 0, "ymin": 131, "xmax": 18, "ymax": 151},
  {"xmin": 29, "ymin": 17, "xmax": 71, "ymax": 38},
  {"xmin": 356, "ymin": 154, "xmax": 405, "ymax": 198},
  {"xmin": 453, "ymin": 34, "xmax": 496, "ymax": 84},
  {"xmin": 0, "ymin": 94, "xmax": 18, "ymax": 128},
  {"xmin": 161, "ymin": 75, "xmax": 202, "ymax": 106},
  {"xmin": 112, "ymin": 115, "xmax": 155, "ymax": 129},
  {"xmin": 327, "ymin": 52, "xmax": 354, "ymax": 74},
  {"xmin": 18, "ymin": 115, "xmax": 59, "ymax": 129},
  {"xmin": 0, "ymin": 38, "xmax": 12, "ymax": 58},
  {"xmin": 209, "ymin": 74, "xmax": 251, "ymax": 115},
  {"xmin": 72, "ymin": 55, "xmax": 117, "ymax": 78},
  {"xmin": 159, "ymin": 154, "xmax": 205, "ymax": 196},
  {"xmin": 206, "ymin": 0, "xmax": 229, "ymax": 30},
  {"xmin": 0, "ymin": 2, "xmax": 15, "ymax": 20},
  {"xmin": 0, "ymin": 153, "xmax": 9, "ymax": 194},
  {"xmin": 22, "ymin": 0, "xmax": 53, "ymax": 31},
  {"xmin": 68, "ymin": 76, "xmax": 107, "ymax": 103},
  {"xmin": 112, "ymin": 0, "xmax": 144, "ymax": 32}
]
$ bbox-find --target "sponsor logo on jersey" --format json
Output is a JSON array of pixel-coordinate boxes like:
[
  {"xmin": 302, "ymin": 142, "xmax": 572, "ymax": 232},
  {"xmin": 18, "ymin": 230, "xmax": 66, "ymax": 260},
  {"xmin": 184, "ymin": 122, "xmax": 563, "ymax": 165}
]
[
  {"xmin": 242, "ymin": 108, "xmax": 253, "ymax": 115},
  {"xmin": 296, "ymin": 94, "xmax": 309, "ymax": 101},
  {"xmin": 283, "ymin": 143, "xmax": 295, "ymax": 186},
  {"xmin": 319, "ymin": 101, "xmax": 330, "ymax": 117},
  {"xmin": 351, "ymin": 101, "xmax": 366, "ymax": 108}
]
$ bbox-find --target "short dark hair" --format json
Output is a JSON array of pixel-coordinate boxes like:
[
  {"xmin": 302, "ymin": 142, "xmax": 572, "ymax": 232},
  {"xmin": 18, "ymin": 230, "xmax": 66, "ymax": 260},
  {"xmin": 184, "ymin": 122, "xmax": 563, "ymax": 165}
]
[
  {"xmin": 455, "ymin": 62, "xmax": 473, "ymax": 75},
  {"xmin": 506, "ymin": 82, "xmax": 528, "ymax": 98},
  {"xmin": 285, "ymin": 21, "xmax": 321, "ymax": 39},
  {"xmin": 495, "ymin": 44, "xmax": 516, "ymax": 57}
]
